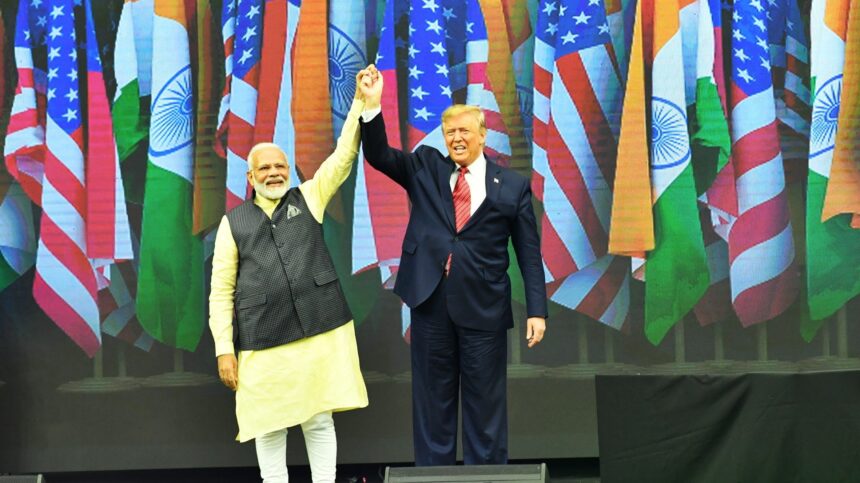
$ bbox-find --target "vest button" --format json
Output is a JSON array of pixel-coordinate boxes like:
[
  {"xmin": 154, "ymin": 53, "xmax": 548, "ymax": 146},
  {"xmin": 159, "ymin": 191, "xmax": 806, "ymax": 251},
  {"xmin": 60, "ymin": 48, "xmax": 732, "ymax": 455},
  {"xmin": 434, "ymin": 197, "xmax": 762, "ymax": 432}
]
[
  {"xmin": 272, "ymin": 224, "xmax": 276, "ymax": 229},
  {"xmin": 454, "ymin": 236, "xmax": 459, "ymax": 241}
]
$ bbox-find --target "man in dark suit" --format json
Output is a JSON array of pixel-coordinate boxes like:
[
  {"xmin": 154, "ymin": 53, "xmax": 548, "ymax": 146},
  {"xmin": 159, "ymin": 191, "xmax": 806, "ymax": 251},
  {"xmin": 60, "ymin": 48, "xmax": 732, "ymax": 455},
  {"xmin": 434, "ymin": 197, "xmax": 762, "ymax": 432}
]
[{"xmin": 358, "ymin": 65, "xmax": 547, "ymax": 466}]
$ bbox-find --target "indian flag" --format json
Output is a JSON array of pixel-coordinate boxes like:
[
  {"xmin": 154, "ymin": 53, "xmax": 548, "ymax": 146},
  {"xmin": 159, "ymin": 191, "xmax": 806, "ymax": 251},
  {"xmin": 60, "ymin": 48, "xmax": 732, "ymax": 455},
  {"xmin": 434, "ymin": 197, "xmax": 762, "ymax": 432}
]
[
  {"xmin": 112, "ymin": 0, "xmax": 153, "ymax": 161},
  {"xmin": 805, "ymin": 0, "xmax": 860, "ymax": 337},
  {"xmin": 136, "ymin": 0, "xmax": 205, "ymax": 350},
  {"xmin": 643, "ymin": 0, "xmax": 709, "ymax": 345}
]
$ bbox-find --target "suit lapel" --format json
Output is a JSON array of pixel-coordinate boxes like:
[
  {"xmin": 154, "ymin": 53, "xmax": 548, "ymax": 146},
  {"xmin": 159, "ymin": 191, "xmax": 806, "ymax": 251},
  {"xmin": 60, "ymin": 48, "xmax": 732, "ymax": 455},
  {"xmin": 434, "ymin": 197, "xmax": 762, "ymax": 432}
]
[{"xmin": 438, "ymin": 157, "xmax": 456, "ymax": 231}]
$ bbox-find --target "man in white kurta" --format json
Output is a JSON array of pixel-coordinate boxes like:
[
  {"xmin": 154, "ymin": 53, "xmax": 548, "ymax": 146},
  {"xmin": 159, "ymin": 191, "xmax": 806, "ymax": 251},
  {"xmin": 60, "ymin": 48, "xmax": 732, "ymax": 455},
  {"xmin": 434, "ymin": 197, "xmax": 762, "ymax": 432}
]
[{"xmin": 209, "ymin": 92, "xmax": 368, "ymax": 482}]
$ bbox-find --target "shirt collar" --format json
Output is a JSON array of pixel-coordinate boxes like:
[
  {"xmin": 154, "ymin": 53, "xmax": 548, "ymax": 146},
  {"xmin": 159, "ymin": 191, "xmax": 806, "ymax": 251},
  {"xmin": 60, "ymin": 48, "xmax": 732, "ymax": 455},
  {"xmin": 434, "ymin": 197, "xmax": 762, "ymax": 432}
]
[{"xmin": 455, "ymin": 153, "xmax": 487, "ymax": 179}]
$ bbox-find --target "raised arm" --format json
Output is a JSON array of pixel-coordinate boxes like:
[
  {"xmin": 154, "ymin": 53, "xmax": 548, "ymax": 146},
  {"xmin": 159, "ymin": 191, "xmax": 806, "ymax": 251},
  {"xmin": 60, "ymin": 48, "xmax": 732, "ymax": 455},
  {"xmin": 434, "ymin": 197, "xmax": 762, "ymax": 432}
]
[
  {"xmin": 359, "ymin": 64, "xmax": 424, "ymax": 188},
  {"xmin": 300, "ymin": 70, "xmax": 367, "ymax": 222}
]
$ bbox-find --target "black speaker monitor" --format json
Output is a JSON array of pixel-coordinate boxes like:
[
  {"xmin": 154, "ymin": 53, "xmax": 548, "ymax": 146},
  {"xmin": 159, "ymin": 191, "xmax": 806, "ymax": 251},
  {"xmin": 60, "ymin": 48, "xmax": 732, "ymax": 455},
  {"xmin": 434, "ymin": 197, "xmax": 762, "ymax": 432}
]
[{"xmin": 384, "ymin": 463, "xmax": 548, "ymax": 483}]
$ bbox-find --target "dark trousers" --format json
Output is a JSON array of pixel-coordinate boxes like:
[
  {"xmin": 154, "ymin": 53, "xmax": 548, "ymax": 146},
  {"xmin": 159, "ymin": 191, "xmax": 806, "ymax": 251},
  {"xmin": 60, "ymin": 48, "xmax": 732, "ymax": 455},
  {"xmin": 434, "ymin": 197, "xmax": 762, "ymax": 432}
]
[{"xmin": 410, "ymin": 277, "xmax": 508, "ymax": 466}]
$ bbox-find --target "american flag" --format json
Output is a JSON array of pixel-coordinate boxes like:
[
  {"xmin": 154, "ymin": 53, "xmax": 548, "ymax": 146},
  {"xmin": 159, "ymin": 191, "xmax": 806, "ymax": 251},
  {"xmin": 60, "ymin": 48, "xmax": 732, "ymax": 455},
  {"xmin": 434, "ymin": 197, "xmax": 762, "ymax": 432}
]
[
  {"xmin": 84, "ymin": 0, "xmax": 133, "ymax": 263},
  {"xmin": 216, "ymin": 0, "xmax": 265, "ymax": 209},
  {"xmin": 532, "ymin": 0, "xmax": 629, "ymax": 328},
  {"xmin": 768, "ymin": 0, "xmax": 811, "ymax": 137},
  {"xmin": 727, "ymin": 0, "xmax": 799, "ymax": 325},
  {"xmin": 34, "ymin": 0, "xmax": 102, "ymax": 356},
  {"xmin": 351, "ymin": 0, "xmax": 412, "ymax": 340},
  {"xmin": 405, "ymin": 0, "xmax": 461, "ymax": 152},
  {"xmin": 4, "ymin": 0, "xmax": 49, "ymax": 205},
  {"xmin": 465, "ymin": 0, "xmax": 513, "ymax": 166}
]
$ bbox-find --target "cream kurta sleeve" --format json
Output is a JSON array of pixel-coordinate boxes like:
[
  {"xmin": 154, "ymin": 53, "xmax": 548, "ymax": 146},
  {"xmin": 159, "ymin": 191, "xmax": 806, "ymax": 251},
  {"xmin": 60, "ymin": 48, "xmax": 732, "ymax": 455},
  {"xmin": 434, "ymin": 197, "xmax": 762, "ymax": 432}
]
[
  {"xmin": 299, "ymin": 98, "xmax": 364, "ymax": 222},
  {"xmin": 209, "ymin": 216, "xmax": 239, "ymax": 357}
]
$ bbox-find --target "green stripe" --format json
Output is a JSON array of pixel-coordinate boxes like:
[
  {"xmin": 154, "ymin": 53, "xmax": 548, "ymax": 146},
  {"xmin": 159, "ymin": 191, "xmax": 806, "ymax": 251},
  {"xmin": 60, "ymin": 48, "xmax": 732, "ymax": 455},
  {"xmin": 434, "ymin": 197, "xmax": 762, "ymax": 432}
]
[
  {"xmin": 111, "ymin": 79, "xmax": 149, "ymax": 162},
  {"xmin": 645, "ymin": 164, "xmax": 709, "ymax": 345},
  {"xmin": 690, "ymin": 77, "xmax": 731, "ymax": 196},
  {"xmin": 804, "ymin": 171, "xmax": 860, "ymax": 340},
  {"xmin": 0, "ymin": 253, "xmax": 19, "ymax": 294},
  {"xmin": 136, "ymin": 163, "xmax": 204, "ymax": 350}
]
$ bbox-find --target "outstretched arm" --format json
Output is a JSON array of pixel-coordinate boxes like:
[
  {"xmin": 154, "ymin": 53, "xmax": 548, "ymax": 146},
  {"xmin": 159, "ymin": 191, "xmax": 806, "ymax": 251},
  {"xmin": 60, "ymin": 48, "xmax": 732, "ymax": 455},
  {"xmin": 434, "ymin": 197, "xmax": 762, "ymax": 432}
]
[
  {"xmin": 300, "ymin": 70, "xmax": 368, "ymax": 222},
  {"xmin": 359, "ymin": 64, "xmax": 423, "ymax": 188}
]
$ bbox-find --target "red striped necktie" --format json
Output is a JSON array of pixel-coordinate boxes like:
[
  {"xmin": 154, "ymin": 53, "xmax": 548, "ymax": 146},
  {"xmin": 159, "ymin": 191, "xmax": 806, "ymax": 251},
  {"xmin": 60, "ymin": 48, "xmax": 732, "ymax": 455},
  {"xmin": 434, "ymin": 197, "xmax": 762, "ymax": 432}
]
[{"xmin": 446, "ymin": 166, "xmax": 471, "ymax": 274}]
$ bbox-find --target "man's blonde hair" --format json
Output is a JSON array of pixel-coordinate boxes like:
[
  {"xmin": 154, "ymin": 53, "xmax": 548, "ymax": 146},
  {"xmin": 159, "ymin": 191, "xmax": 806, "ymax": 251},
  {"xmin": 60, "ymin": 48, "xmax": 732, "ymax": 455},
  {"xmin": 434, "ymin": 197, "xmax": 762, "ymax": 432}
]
[
  {"xmin": 441, "ymin": 105, "xmax": 486, "ymax": 135},
  {"xmin": 247, "ymin": 142, "xmax": 288, "ymax": 171}
]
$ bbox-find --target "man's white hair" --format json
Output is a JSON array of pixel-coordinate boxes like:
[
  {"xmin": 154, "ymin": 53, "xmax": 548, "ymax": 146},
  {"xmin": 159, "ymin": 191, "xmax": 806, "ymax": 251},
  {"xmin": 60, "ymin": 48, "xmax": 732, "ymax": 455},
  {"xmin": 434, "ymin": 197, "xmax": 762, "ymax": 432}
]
[{"xmin": 247, "ymin": 142, "xmax": 288, "ymax": 171}]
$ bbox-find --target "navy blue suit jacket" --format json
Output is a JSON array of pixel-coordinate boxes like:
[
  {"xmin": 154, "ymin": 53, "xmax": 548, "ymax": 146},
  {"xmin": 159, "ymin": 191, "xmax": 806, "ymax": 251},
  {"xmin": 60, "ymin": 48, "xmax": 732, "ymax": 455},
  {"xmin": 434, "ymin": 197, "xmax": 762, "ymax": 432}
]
[{"xmin": 361, "ymin": 113, "xmax": 548, "ymax": 331}]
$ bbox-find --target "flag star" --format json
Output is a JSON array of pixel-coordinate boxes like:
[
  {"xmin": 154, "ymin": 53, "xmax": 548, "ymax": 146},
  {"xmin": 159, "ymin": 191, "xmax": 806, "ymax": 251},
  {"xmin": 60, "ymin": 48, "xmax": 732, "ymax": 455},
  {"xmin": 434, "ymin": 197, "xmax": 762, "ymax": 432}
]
[
  {"xmin": 733, "ymin": 11, "xmax": 742, "ymax": 22},
  {"xmin": 426, "ymin": 19, "xmax": 443, "ymax": 35},
  {"xmin": 47, "ymin": 67, "xmax": 58, "ymax": 80},
  {"xmin": 73, "ymin": 0, "xmax": 81, "ymax": 6},
  {"xmin": 737, "ymin": 68, "xmax": 754, "ymax": 83},
  {"xmin": 589, "ymin": 0, "xmax": 600, "ymax": 5},
  {"xmin": 440, "ymin": 85, "xmax": 452, "ymax": 98},
  {"xmin": 62, "ymin": 108, "xmax": 77, "ymax": 123},
  {"xmin": 573, "ymin": 11, "xmax": 591, "ymax": 24},
  {"xmin": 238, "ymin": 48, "xmax": 253, "ymax": 64},
  {"xmin": 242, "ymin": 26, "xmax": 257, "ymax": 41},
  {"xmin": 48, "ymin": 26, "xmax": 62, "ymax": 40},
  {"xmin": 67, "ymin": 69, "xmax": 78, "ymax": 81},
  {"xmin": 409, "ymin": 23, "xmax": 416, "ymax": 35},
  {"xmin": 750, "ymin": 0, "xmax": 764, "ymax": 12},
  {"xmin": 246, "ymin": 5, "xmax": 261, "ymax": 19},
  {"xmin": 47, "ymin": 88, "xmax": 55, "ymax": 100},
  {"xmin": 598, "ymin": 22, "xmax": 610, "ymax": 35},
  {"xmin": 375, "ymin": 52, "xmax": 383, "ymax": 63},
  {"xmin": 559, "ymin": 5, "xmax": 567, "ymax": 16},
  {"xmin": 411, "ymin": 85, "xmax": 429, "ymax": 100},
  {"xmin": 435, "ymin": 63, "xmax": 449, "ymax": 77},
  {"xmin": 31, "ymin": 0, "xmax": 43, "ymax": 7},
  {"xmin": 545, "ymin": 22, "xmax": 558, "ymax": 35},
  {"xmin": 760, "ymin": 56, "xmax": 771, "ymax": 71},
  {"xmin": 442, "ymin": 7, "xmax": 456, "ymax": 20},
  {"xmin": 466, "ymin": 22, "xmax": 474, "ymax": 34},
  {"xmin": 756, "ymin": 36, "xmax": 768, "ymax": 50},
  {"xmin": 37, "ymin": 16, "xmax": 47, "ymax": 27},
  {"xmin": 422, "ymin": 0, "xmax": 439, "ymax": 13},
  {"xmin": 787, "ymin": 20, "xmax": 794, "ymax": 31},
  {"xmin": 49, "ymin": 5, "xmax": 65, "ymax": 19},
  {"xmin": 65, "ymin": 88, "xmax": 78, "ymax": 102},
  {"xmin": 767, "ymin": 0, "xmax": 777, "ymax": 5},
  {"xmin": 766, "ymin": 10, "xmax": 772, "ymax": 20},
  {"xmin": 561, "ymin": 30, "xmax": 578, "ymax": 44},
  {"xmin": 409, "ymin": 44, "xmax": 420, "ymax": 58},
  {"xmin": 430, "ymin": 41, "xmax": 446, "ymax": 55},
  {"xmin": 24, "ymin": 30, "xmax": 31, "ymax": 41},
  {"xmin": 734, "ymin": 48, "xmax": 750, "ymax": 62},
  {"xmin": 408, "ymin": 65, "xmax": 424, "ymax": 79},
  {"xmin": 70, "ymin": 48, "xmax": 77, "ymax": 61},
  {"xmin": 414, "ymin": 106, "xmax": 434, "ymax": 121},
  {"xmin": 732, "ymin": 29, "xmax": 745, "ymax": 41},
  {"xmin": 226, "ymin": 1, "xmax": 234, "ymax": 12},
  {"xmin": 48, "ymin": 46, "xmax": 62, "ymax": 60},
  {"xmin": 542, "ymin": 2, "xmax": 557, "ymax": 16},
  {"xmin": 753, "ymin": 17, "xmax": 765, "ymax": 31}
]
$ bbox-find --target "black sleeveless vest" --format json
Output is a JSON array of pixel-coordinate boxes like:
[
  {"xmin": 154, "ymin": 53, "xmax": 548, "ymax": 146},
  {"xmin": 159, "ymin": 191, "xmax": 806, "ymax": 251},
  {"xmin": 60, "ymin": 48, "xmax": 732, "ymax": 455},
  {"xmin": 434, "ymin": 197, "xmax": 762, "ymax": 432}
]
[{"xmin": 226, "ymin": 188, "xmax": 352, "ymax": 351}]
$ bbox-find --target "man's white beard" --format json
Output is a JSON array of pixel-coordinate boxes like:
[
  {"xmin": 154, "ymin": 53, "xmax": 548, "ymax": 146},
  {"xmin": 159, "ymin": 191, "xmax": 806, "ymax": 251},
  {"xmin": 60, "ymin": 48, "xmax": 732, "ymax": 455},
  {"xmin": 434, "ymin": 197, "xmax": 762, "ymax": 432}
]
[{"xmin": 255, "ymin": 178, "xmax": 288, "ymax": 200}]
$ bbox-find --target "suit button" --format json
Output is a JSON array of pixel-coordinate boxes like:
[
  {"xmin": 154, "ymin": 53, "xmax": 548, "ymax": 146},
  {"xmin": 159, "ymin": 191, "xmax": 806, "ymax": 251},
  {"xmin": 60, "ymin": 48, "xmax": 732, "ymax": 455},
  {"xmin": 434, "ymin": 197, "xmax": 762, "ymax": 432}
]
[{"xmin": 454, "ymin": 236, "xmax": 459, "ymax": 241}]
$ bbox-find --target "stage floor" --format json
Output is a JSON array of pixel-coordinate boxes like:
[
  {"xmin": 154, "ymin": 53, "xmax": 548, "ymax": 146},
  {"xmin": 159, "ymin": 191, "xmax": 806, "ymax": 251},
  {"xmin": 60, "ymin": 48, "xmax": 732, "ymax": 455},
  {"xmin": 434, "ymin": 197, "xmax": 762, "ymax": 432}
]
[{"xmin": 41, "ymin": 458, "xmax": 599, "ymax": 483}]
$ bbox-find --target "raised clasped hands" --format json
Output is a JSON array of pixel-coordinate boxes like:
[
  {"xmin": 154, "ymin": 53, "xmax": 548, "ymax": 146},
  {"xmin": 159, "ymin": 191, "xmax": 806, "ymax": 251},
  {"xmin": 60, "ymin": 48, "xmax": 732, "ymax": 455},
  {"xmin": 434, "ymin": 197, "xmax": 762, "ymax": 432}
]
[{"xmin": 357, "ymin": 64, "xmax": 383, "ymax": 110}]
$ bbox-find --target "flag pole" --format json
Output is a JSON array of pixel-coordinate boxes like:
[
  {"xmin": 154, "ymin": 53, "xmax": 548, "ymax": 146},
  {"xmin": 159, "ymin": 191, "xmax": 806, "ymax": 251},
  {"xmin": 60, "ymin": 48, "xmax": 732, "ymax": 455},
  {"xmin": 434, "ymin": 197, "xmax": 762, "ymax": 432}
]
[
  {"xmin": 57, "ymin": 340, "xmax": 140, "ymax": 392},
  {"xmin": 832, "ymin": 306, "xmax": 860, "ymax": 369},
  {"xmin": 143, "ymin": 349, "xmax": 216, "ymax": 387}
]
